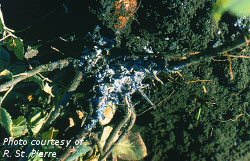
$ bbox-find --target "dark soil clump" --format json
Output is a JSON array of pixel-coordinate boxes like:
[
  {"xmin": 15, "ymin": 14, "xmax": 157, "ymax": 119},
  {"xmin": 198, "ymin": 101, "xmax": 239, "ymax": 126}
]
[
  {"xmin": 0, "ymin": 1, "xmax": 249, "ymax": 161},
  {"xmin": 137, "ymin": 55, "xmax": 250, "ymax": 161},
  {"xmin": 126, "ymin": 0, "xmax": 222, "ymax": 55}
]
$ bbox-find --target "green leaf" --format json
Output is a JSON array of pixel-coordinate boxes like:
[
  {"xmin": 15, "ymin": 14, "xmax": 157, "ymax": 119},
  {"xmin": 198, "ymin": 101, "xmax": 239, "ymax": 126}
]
[
  {"xmin": 42, "ymin": 128, "xmax": 59, "ymax": 140},
  {"xmin": 5, "ymin": 37, "xmax": 25, "ymax": 60},
  {"xmin": 228, "ymin": 0, "xmax": 250, "ymax": 16},
  {"xmin": 0, "ymin": 107, "xmax": 13, "ymax": 136},
  {"xmin": 41, "ymin": 128, "xmax": 60, "ymax": 151},
  {"xmin": 13, "ymin": 38, "xmax": 25, "ymax": 60},
  {"xmin": 29, "ymin": 75, "xmax": 45, "ymax": 89},
  {"xmin": 9, "ymin": 64, "xmax": 26, "ymax": 75},
  {"xmin": 0, "ymin": 21, "xmax": 3, "ymax": 33},
  {"xmin": 213, "ymin": 0, "xmax": 250, "ymax": 22},
  {"xmin": 28, "ymin": 155, "xmax": 43, "ymax": 161},
  {"xmin": 12, "ymin": 116, "xmax": 28, "ymax": 138},
  {"xmin": 196, "ymin": 107, "xmax": 202, "ymax": 121},
  {"xmin": 29, "ymin": 110, "xmax": 48, "ymax": 135},
  {"xmin": 6, "ymin": 38, "xmax": 15, "ymax": 51},
  {"xmin": 112, "ymin": 132, "xmax": 147, "ymax": 160},
  {"xmin": 0, "ymin": 16, "xmax": 3, "ymax": 33},
  {"xmin": 0, "ymin": 107, "xmax": 28, "ymax": 138},
  {"xmin": 66, "ymin": 145, "xmax": 92, "ymax": 161}
]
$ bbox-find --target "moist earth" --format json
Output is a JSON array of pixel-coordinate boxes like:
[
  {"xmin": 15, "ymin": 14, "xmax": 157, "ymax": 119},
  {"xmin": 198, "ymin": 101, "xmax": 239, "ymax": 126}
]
[
  {"xmin": 136, "ymin": 55, "xmax": 250, "ymax": 161},
  {"xmin": 1, "ymin": 0, "xmax": 249, "ymax": 161}
]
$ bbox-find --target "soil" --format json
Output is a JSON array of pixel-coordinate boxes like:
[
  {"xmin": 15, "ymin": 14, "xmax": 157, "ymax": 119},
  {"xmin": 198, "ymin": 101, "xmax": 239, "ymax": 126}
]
[
  {"xmin": 1, "ymin": 0, "xmax": 249, "ymax": 161},
  {"xmin": 136, "ymin": 55, "xmax": 250, "ymax": 161},
  {"xmin": 126, "ymin": 0, "xmax": 219, "ymax": 54}
]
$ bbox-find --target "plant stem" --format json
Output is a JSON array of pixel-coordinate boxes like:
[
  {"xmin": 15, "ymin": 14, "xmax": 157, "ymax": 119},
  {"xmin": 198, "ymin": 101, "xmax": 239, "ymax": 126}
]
[
  {"xmin": 99, "ymin": 110, "xmax": 136, "ymax": 161},
  {"xmin": 102, "ymin": 106, "xmax": 132, "ymax": 154},
  {"xmin": 0, "ymin": 58, "xmax": 73, "ymax": 92},
  {"xmin": 40, "ymin": 70, "xmax": 83, "ymax": 132}
]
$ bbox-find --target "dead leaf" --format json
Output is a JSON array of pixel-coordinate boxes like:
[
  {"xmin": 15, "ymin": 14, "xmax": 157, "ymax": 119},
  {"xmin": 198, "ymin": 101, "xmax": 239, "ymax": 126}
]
[
  {"xmin": 114, "ymin": 0, "xmax": 138, "ymax": 29},
  {"xmin": 99, "ymin": 101, "xmax": 117, "ymax": 125},
  {"xmin": 27, "ymin": 95, "xmax": 33, "ymax": 101},
  {"xmin": 43, "ymin": 83, "xmax": 54, "ymax": 97},
  {"xmin": 69, "ymin": 118, "xmax": 75, "ymax": 127},
  {"xmin": 76, "ymin": 110, "xmax": 85, "ymax": 119},
  {"xmin": 0, "ymin": 69, "xmax": 11, "ymax": 76},
  {"xmin": 112, "ymin": 132, "xmax": 147, "ymax": 160}
]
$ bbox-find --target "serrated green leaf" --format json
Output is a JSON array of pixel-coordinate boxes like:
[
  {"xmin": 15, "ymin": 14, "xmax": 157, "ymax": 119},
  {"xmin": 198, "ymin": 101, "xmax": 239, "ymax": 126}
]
[
  {"xmin": 112, "ymin": 132, "xmax": 147, "ymax": 160},
  {"xmin": 66, "ymin": 145, "xmax": 92, "ymax": 161},
  {"xmin": 0, "ymin": 107, "xmax": 13, "ymax": 136},
  {"xmin": 12, "ymin": 116, "xmax": 28, "ymax": 138},
  {"xmin": 13, "ymin": 38, "xmax": 24, "ymax": 60}
]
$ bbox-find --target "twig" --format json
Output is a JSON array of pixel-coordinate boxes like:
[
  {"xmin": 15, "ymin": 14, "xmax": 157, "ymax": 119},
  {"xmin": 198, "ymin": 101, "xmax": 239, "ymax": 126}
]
[
  {"xmin": 137, "ymin": 90, "xmax": 175, "ymax": 116},
  {"xmin": 0, "ymin": 58, "xmax": 73, "ymax": 92},
  {"xmin": 102, "ymin": 105, "xmax": 132, "ymax": 155},
  {"xmin": 14, "ymin": 0, "xmax": 72, "ymax": 34},
  {"xmin": 166, "ymin": 35, "xmax": 249, "ymax": 70},
  {"xmin": 186, "ymin": 80, "xmax": 213, "ymax": 84},
  {"xmin": 226, "ymin": 54, "xmax": 250, "ymax": 59},
  {"xmin": 58, "ymin": 91, "xmax": 98, "ymax": 161},
  {"xmin": 58, "ymin": 125, "xmax": 93, "ymax": 161},
  {"xmin": 220, "ymin": 113, "xmax": 245, "ymax": 122},
  {"xmin": 41, "ymin": 71, "xmax": 83, "ymax": 132},
  {"xmin": 99, "ymin": 110, "xmax": 136, "ymax": 161},
  {"xmin": 14, "ymin": 10, "xmax": 56, "ymax": 33},
  {"xmin": 0, "ymin": 34, "xmax": 13, "ymax": 42},
  {"xmin": 226, "ymin": 53, "xmax": 234, "ymax": 80},
  {"xmin": 137, "ymin": 88, "xmax": 155, "ymax": 107},
  {"xmin": 0, "ymin": 5, "xmax": 14, "ymax": 33},
  {"xmin": 91, "ymin": 133, "xmax": 103, "ymax": 157},
  {"xmin": 0, "ymin": 6, "xmax": 17, "ymax": 44},
  {"xmin": 153, "ymin": 72, "xmax": 164, "ymax": 85},
  {"xmin": 37, "ymin": 73, "xmax": 52, "ymax": 82},
  {"xmin": 0, "ymin": 85, "xmax": 13, "ymax": 107},
  {"xmin": 211, "ymin": 57, "xmax": 227, "ymax": 62},
  {"xmin": 99, "ymin": 99, "xmax": 136, "ymax": 161},
  {"xmin": 58, "ymin": 144, "xmax": 77, "ymax": 161},
  {"xmin": 67, "ymin": 71, "xmax": 83, "ymax": 92}
]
